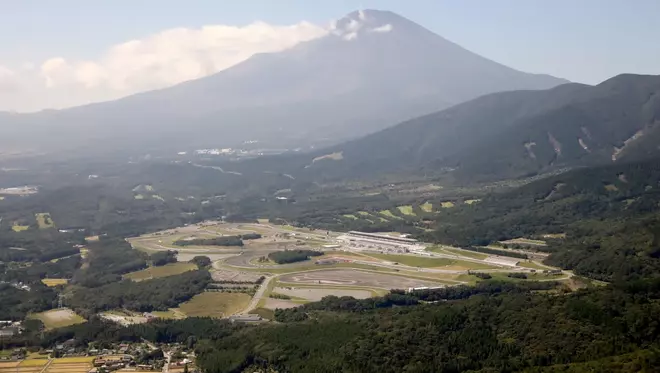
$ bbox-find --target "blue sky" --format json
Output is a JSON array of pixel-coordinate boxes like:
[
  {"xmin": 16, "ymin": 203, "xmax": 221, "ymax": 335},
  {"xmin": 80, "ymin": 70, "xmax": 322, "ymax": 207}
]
[
  {"xmin": 2, "ymin": 0, "xmax": 658, "ymax": 83},
  {"xmin": 1, "ymin": 0, "xmax": 659, "ymax": 111}
]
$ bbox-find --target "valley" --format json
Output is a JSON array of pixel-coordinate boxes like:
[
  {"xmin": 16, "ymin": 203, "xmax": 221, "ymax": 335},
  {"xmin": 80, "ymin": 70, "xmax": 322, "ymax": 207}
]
[{"xmin": 1, "ymin": 5, "xmax": 660, "ymax": 373}]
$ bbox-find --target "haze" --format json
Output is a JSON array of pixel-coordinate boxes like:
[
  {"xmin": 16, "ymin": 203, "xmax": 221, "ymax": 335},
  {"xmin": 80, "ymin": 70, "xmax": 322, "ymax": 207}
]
[{"xmin": 1, "ymin": 0, "xmax": 660, "ymax": 112}]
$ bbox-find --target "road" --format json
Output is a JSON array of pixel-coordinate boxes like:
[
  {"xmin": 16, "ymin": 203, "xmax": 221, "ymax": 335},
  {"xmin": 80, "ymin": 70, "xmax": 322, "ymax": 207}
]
[{"xmin": 240, "ymin": 275, "xmax": 275, "ymax": 314}]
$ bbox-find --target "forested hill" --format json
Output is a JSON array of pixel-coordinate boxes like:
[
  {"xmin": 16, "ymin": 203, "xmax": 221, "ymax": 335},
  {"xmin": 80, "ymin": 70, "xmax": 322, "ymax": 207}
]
[
  {"xmin": 223, "ymin": 74, "xmax": 660, "ymax": 183},
  {"xmin": 421, "ymin": 156, "xmax": 660, "ymax": 281}
]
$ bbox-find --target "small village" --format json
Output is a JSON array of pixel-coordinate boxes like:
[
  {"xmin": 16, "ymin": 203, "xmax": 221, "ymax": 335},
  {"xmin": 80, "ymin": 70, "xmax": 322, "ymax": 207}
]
[{"xmin": 0, "ymin": 339, "xmax": 199, "ymax": 373}]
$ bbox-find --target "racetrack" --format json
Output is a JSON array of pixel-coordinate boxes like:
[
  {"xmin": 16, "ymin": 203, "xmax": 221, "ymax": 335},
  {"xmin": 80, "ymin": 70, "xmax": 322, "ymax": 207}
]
[{"xmin": 278, "ymin": 269, "xmax": 444, "ymax": 290}]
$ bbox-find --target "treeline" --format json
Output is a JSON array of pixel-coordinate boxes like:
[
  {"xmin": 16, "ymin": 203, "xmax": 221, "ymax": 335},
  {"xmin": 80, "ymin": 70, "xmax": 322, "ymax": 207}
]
[
  {"xmin": 268, "ymin": 249, "xmax": 323, "ymax": 264},
  {"xmin": 194, "ymin": 278, "xmax": 660, "ymax": 373},
  {"xmin": 275, "ymin": 281, "xmax": 560, "ymax": 322},
  {"xmin": 0, "ymin": 230, "xmax": 83, "ymax": 263},
  {"xmin": 0, "ymin": 283, "xmax": 58, "ymax": 320},
  {"xmin": 174, "ymin": 236, "xmax": 243, "ymax": 247},
  {"xmin": 69, "ymin": 270, "xmax": 211, "ymax": 315},
  {"xmin": 73, "ymin": 237, "xmax": 148, "ymax": 287},
  {"xmin": 174, "ymin": 233, "xmax": 261, "ymax": 247},
  {"xmin": 463, "ymin": 245, "xmax": 529, "ymax": 259},
  {"xmin": 150, "ymin": 250, "xmax": 178, "ymax": 266}
]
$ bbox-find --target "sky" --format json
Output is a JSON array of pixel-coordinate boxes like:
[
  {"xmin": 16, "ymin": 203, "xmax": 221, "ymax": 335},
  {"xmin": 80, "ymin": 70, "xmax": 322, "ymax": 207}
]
[{"xmin": 1, "ymin": 0, "xmax": 659, "ymax": 112}]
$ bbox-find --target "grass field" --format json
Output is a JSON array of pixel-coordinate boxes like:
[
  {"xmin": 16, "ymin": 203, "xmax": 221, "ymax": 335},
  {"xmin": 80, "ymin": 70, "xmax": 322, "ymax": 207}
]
[
  {"xmin": 440, "ymin": 201, "xmax": 455, "ymax": 208},
  {"xmin": 11, "ymin": 223, "xmax": 29, "ymax": 232},
  {"xmin": 464, "ymin": 199, "xmax": 481, "ymax": 205},
  {"xmin": 29, "ymin": 308, "xmax": 86, "ymax": 330},
  {"xmin": 41, "ymin": 278, "xmax": 68, "ymax": 287},
  {"xmin": 124, "ymin": 262, "xmax": 198, "ymax": 281},
  {"xmin": 379, "ymin": 210, "xmax": 402, "ymax": 219},
  {"xmin": 518, "ymin": 261, "xmax": 551, "ymax": 270},
  {"xmin": 397, "ymin": 205, "xmax": 416, "ymax": 216},
  {"xmin": 35, "ymin": 213, "xmax": 54, "ymax": 229},
  {"xmin": 342, "ymin": 214, "xmax": 358, "ymax": 220},
  {"xmin": 368, "ymin": 253, "xmax": 454, "ymax": 267},
  {"xmin": 420, "ymin": 202, "xmax": 433, "ymax": 212},
  {"xmin": 368, "ymin": 253, "xmax": 496, "ymax": 270},
  {"xmin": 444, "ymin": 248, "xmax": 489, "ymax": 260},
  {"xmin": 178, "ymin": 292, "xmax": 251, "ymax": 318},
  {"xmin": 134, "ymin": 194, "xmax": 145, "ymax": 200},
  {"xmin": 250, "ymin": 307, "xmax": 275, "ymax": 320}
]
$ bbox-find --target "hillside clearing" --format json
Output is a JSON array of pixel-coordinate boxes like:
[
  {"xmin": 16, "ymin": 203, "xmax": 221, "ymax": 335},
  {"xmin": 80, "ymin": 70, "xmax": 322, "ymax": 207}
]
[
  {"xmin": 397, "ymin": 205, "xmax": 415, "ymax": 216},
  {"xmin": 420, "ymin": 202, "xmax": 433, "ymax": 212},
  {"xmin": 178, "ymin": 292, "xmax": 251, "ymax": 318},
  {"xmin": 124, "ymin": 262, "xmax": 198, "ymax": 281},
  {"xmin": 35, "ymin": 213, "xmax": 54, "ymax": 229},
  {"xmin": 29, "ymin": 308, "xmax": 86, "ymax": 330}
]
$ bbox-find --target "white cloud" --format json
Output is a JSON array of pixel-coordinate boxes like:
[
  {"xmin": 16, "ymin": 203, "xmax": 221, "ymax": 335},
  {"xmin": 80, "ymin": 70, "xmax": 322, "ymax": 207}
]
[
  {"xmin": 369, "ymin": 24, "xmax": 393, "ymax": 33},
  {"xmin": 0, "ymin": 20, "xmax": 327, "ymax": 112}
]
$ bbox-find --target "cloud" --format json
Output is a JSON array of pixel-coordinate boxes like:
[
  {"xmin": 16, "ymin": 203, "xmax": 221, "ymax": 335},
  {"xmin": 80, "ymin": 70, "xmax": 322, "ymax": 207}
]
[
  {"xmin": 0, "ymin": 20, "xmax": 327, "ymax": 112},
  {"xmin": 0, "ymin": 65, "xmax": 18, "ymax": 92},
  {"xmin": 369, "ymin": 24, "xmax": 393, "ymax": 33}
]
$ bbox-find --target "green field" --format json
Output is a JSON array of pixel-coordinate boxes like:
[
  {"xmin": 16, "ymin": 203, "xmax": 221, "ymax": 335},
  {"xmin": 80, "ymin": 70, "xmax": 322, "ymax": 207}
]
[
  {"xmin": 397, "ymin": 205, "xmax": 416, "ymax": 216},
  {"xmin": 35, "ymin": 212, "xmax": 54, "ymax": 229},
  {"xmin": 518, "ymin": 261, "xmax": 551, "ymax": 270},
  {"xmin": 444, "ymin": 248, "xmax": 489, "ymax": 260},
  {"xmin": 368, "ymin": 253, "xmax": 455, "ymax": 267},
  {"xmin": 342, "ymin": 214, "xmax": 358, "ymax": 220},
  {"xmin": 464, "ymin": 199, "xmax": 481, "ymax": 205},
  {"xmin": 420, "ymin": 202, "xmax": 433, "ymax": 212},
  {"xmin": 379, "ymin": 210, "xmax": 402, "ymax": 219},
  {"xmin": 250, "ymin": 307, "xmax": 275, "ymax": 320},
  {"xmin": 440, "ymin": 201, "xmax": 455, "ymax": 208},
  {"xmin": 124, "ymin": 262, "xmax": 198, "ymax": 281},
  {"xmin": 178, "ymin": 292, "xmax": 251, "ymax": 318},
  {"xmin": 134, "ymin": 194, "xmax": 145, "ymax": 200}
]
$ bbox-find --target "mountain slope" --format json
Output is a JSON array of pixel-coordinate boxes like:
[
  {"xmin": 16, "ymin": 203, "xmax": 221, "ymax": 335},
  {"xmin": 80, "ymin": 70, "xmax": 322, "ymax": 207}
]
[
  {"xmin": 0, "ymin": 9, "xmax": 566, "ymax": 157},
  {"xmin": 297, "ymin": 74, "xmax": 660, "ymax": 181}
]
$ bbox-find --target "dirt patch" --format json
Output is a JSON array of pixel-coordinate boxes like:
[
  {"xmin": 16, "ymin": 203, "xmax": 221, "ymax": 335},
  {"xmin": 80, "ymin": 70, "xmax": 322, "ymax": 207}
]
[
  {"xmin": 212, "ymin": 269, "xmax": 265, "ymax": 283},
  {"xmin": 264, "ymin": 298, "xmax": 299, "ymax": 309}
]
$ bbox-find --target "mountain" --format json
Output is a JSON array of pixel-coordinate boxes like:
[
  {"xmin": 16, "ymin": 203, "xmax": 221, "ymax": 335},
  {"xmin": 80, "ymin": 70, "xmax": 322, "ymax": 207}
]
[
  {"xmin": 0, "ymin": 9, "xmax": 566, "ymax": 157},
  {"xmin": 294, "ymin": 74, "xmax": 660, "ymax": 182}
]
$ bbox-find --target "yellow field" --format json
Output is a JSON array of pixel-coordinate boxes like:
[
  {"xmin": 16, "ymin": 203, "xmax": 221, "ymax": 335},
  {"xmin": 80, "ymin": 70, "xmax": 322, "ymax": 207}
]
[
  {"xmin": 41, "ymin": 278, "xmax": 69, "ymax": 287},
  {"xmin": 178, "ymin": 292, "xmax": 251, "ymax": 318},
  {"xmin": 420, "ymin": 202, "xmax": 433, "ymax": 212},
  {"xmin": 124, "ymin": 262, "xmax": 198, "ymax": 281},
  {"xmin": 84, "ymin": 235, "xmax": 99, "ymax": 242},
  {"xmin": 51, "ymin": 357, "xmax": 95, "ymax": 364},
  {"xmin": 379, "ymin": 210, "xmax": 402, "ymax": 219},
  {"xmin": 440, "ymin": 201, "xmax": 455, "ymax": 208},
  {"xmin": 397, "ymin": 205, "xmax": 415, "ymax": 216},
  {"xmin": 35, "ymin": 213, "xmax": 55, "ymax": 229},
  {"xmin": 12, "ymin": 224, "xmax": 30, "ymax": 232},
  {"xmin": 29, "ymin": 308, "xmax": 86, "ymax": 330},
  {"xmin": 464, "ymin": 199, "xmax": 481, "ymax": 205},
  {"xmin": 18, "ymin": 359, "xmax": 49, "ymax": 367}
]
